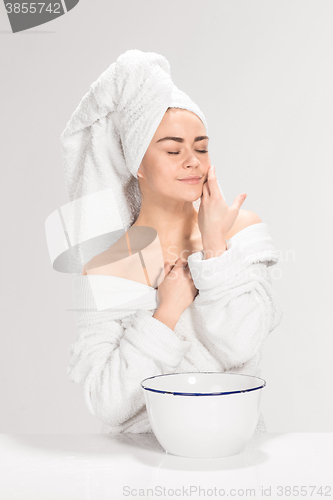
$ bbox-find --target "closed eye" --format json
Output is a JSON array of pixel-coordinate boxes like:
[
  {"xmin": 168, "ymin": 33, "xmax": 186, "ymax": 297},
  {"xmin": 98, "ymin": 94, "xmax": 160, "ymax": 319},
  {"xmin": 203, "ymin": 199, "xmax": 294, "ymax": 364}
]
[{"xmin": 168, "ymin": 150, "xmax": 208, "ymax": 155}]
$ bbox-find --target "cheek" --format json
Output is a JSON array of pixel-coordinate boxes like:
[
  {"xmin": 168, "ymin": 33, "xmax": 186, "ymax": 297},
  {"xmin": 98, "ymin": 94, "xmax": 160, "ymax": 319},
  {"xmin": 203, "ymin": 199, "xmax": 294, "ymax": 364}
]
[
  {"xmin": 143, "ymin": 151, "xmax": 181, "ymax": 191},
  {"xmin": 150, "ymin": 158, "xmax": 177, "ymax": 185},
  {"xmin": 144, "ymin": 166, "xmax": 170, "ymax": 192},
  {"xmin": 151, "ymin": 171, "xmax": 175, "ymax": 191}
]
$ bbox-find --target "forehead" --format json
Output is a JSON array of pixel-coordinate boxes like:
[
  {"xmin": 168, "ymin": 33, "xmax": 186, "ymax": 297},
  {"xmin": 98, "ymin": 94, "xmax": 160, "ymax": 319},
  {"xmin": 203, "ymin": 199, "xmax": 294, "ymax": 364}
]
[{"xmin": 154, "ymin": 108, "xmax": 206, "ymax": 137}]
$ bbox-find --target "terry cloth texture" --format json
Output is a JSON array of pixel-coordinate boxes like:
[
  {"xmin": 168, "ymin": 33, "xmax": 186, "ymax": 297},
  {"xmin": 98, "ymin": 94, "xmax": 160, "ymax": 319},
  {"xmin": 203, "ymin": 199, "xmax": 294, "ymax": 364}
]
[
  {"xmin": 61, "ymin": 49, "xmax": 283, "ymax": 436},
  {"xmin": 67, "ymin": 223, "xmax": 283, "ymax": 435},
  {"xmin": 60, "ymin": 49, "xmax": 226, "ymax": 275}
]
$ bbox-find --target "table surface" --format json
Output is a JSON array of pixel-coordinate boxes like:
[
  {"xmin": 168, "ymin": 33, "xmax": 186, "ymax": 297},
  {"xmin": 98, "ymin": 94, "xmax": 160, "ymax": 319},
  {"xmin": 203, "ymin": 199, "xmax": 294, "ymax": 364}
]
[{"xmin": 0, "ymin": 432, "xmax": 332, "ymax": 500}]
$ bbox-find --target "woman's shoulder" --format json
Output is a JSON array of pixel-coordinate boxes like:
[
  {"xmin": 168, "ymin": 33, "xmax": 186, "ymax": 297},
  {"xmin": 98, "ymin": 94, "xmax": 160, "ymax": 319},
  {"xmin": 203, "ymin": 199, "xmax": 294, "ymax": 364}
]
[
  {"xmin": 226, "ymin": 209, "xmax": 262, "ymax": 240},
  {"xmin": 81, "ymin": 209, "xmax": 263, "ymax": 276},
  {"xmin": 81, "ymin": 241, "xmax": 158, "ymax": 287}
]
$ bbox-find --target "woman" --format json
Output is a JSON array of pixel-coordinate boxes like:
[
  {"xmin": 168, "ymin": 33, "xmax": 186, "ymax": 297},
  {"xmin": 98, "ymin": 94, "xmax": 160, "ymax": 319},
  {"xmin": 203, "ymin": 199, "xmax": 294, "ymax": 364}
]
[
  {"xmin": 62, "ymin": 49, "xmax": 283, "ymax": 434},
  {"xmin": 83, "ymin": 106, "xmax": 261, "ymax": 331}
]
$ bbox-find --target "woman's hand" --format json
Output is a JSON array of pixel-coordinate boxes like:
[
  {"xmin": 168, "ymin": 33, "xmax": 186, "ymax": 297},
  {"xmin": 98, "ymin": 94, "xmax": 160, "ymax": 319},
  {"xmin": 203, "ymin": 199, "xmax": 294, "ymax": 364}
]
[
  {"xmin": 197, "ymin": 165, "xmax": 247, "ymax": 256},
  {"xmin": 156, "ymin": 257, "xmax": 198, "ymax": 317}
]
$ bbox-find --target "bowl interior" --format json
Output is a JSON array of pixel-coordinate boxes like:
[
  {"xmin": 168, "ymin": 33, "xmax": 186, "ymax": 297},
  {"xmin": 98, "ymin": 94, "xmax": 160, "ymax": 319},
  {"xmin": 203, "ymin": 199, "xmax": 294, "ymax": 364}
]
[{"xmin": 141, "ymin": 372, "xmax": 265, "ymax": 395}]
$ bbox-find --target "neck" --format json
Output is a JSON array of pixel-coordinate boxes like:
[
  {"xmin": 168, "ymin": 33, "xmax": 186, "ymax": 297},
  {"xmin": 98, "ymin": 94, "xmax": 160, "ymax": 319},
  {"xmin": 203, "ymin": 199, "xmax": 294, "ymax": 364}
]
[{"xmin": 132, "ymin": 198, "xmax": 199, "ymax": 247}]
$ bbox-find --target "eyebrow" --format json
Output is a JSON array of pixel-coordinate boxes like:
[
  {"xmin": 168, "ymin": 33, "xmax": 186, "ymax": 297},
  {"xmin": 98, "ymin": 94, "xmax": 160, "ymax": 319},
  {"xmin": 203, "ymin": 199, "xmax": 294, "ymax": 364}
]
[{"xmin": 156, "ymin": 135, "xmax": 209, "ymax": 144}]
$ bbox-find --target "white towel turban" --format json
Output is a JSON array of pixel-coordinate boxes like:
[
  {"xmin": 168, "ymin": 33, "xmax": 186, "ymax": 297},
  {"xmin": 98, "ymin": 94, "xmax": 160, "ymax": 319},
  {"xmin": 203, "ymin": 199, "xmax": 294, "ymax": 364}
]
[{"xmin": 59, "ymin": 49, "xmax": 225, "ymax": 274}]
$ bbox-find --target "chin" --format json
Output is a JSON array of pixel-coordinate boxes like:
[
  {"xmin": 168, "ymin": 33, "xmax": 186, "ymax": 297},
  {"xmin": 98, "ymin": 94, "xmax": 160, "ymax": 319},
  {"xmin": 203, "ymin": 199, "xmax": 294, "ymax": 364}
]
[
  {"xmin": 162, "ymin": 184, "xmax": 203, "ymax": 203},
  {"xmin": 181, "ymin": 194, "xmax": 202, "ymax": 203},
  {"xmin": 176, "ymin": 184, "xmax": 202, "ymax": 195}
]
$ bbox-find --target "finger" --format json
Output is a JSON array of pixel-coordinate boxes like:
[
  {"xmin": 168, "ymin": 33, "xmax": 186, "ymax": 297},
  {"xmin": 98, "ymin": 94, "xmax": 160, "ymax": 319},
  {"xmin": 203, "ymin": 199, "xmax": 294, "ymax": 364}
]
[
  {"xmin": 207, "ymin": 165, "xmax": 221, "ymax": 197},
  {"xmin": 168, "ymin": 265, "xmax": 178, "ymax": 280},
  {"xmin": 163, "ymin": 262, "xmax": 172, "ymax": 275},
  {"xmin": 230, "ymin": 193, "xmax": 247, "ymax": 211},
  {"xmin": 202, "ymin": 179, "xmax": 210, "ymax": 197},
  {"xmin": 174, "ymin": 257, "xmax": 187, "ymax": 267}
]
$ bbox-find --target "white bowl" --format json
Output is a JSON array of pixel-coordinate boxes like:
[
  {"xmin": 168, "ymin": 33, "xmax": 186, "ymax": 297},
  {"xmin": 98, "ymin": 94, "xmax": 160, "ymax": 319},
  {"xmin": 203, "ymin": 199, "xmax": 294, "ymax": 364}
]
[{"xmin": 141, "ymin": 372, "xmax": 266, "ymax": 458}]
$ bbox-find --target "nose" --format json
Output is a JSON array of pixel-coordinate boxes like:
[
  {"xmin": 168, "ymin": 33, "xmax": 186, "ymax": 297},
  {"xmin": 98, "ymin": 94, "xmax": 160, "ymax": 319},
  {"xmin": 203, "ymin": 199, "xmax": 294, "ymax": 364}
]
[{"xmin": 183, "ymin": 152, "xmax": 201, "ymax": 169}]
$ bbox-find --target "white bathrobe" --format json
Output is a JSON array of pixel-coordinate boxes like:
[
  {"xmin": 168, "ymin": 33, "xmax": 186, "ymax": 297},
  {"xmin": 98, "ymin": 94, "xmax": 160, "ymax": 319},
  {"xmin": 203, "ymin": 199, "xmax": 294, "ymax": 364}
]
[{"xmin": 67, "ymin": 222, "xmax": 283, "ymax": 434}]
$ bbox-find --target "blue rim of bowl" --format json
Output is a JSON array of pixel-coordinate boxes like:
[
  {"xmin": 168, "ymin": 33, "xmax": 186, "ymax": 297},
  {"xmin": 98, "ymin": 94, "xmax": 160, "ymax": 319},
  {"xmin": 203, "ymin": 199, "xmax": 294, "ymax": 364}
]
[{"xmin": 140, "ymin": 371, "xmax": 266, "ymax": 396}]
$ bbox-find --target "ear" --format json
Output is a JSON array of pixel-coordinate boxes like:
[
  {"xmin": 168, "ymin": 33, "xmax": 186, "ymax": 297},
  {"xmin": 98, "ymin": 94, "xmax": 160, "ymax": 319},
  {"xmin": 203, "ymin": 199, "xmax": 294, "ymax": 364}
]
[{"xmin": 137, "ymin": 167, "xmax": 144, "ymax": 179}]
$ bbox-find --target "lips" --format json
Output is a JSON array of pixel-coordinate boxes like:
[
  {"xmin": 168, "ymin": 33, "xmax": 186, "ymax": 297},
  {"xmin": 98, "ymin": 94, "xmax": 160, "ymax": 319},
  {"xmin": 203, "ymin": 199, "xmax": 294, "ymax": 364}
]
[
  {"xmin": 178, "ymin": 176, "xmax": 202, "ymax": 180},
  {"xmin": 177, "ymin": 176, "xmax": 202, "ymax": 184}
]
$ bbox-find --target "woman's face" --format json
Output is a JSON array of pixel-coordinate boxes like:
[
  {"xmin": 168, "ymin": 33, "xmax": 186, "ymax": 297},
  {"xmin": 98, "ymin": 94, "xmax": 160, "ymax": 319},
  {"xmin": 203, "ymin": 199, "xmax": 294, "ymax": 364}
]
[{"xmin": 137, "ymin": 108, "xmax": 211, "ymax": 204}]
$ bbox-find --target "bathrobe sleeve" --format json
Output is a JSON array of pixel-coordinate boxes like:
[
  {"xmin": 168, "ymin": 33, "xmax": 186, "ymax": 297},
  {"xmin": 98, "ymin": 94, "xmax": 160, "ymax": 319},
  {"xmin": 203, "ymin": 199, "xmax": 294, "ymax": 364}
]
[
  {"xmin": 187, "ymin": 222, "xmax": 284, "ymax": 372},
  {"xmin": 67, "ymin": 285, "xmax": 191, "ymax": 430}
]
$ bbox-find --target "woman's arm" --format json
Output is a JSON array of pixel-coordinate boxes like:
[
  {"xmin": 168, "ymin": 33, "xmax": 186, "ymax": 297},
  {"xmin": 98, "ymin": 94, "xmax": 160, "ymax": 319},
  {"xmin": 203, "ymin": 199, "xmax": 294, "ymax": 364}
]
[
  {"xmin": 187, "ymin": 222, "xmax": 284, "ymax": 371},
  {"xmin": 68, "ymin": 307, "xmax": 191, "ymax": 430},
  {"xmin": 190, "ymin": 262, "xmax": 283, "ymax": 370},
  {"xmin": 152, "ymin": 304, "xmax": 181, "ymax": 330}
]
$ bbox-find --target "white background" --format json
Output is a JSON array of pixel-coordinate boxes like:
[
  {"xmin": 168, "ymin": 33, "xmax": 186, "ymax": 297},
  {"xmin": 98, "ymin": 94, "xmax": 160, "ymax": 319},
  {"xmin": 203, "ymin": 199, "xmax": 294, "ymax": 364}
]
[{"xmin": 1, "ymin": 0, "xmax": 332, "ymax": 433}]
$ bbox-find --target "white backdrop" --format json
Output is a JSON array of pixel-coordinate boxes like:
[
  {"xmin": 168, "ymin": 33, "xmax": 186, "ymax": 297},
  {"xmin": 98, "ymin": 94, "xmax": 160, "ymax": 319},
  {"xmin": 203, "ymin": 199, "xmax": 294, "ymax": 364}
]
[{"xmin": 1, "ymin": 0, "xmax": 332, "ymax": 433}]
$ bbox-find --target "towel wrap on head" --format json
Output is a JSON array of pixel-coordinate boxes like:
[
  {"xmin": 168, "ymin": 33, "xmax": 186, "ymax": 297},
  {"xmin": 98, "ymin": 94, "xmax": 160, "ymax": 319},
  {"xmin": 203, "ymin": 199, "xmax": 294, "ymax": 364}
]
[
  {"xmin": 59, "ymin": 49, "xmax": 225, "ymax": 272},
  {"xmin": 61, "ymin": 50, "xmax": 284, "ymax": 436}
]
